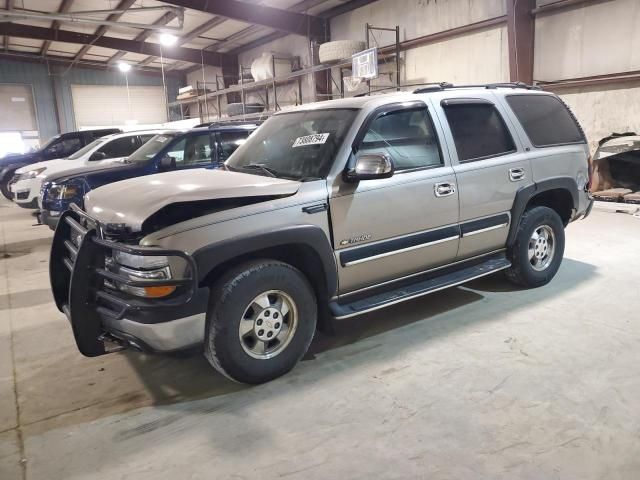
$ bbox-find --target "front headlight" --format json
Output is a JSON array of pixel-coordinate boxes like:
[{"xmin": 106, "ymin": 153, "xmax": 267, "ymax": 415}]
[
  {"xmin": 109, "ymin": 252, "xmax": 175, "ymax": 298},
  {"xmin": 48, "ymin": 182, "xmax": 82, "ymax": 200},
  {"xmin": 113, "ymin": 251, "xmax": 170, "ymax": 269},
  {"xmin": 23, "ymin": 167, "xmax": 46, "ymax": 179}
]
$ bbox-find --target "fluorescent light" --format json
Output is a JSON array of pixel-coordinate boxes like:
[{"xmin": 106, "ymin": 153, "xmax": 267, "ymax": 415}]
[
  {"xmin": 159, "ymin": 33, "xmax": 177, "ymax": 46},
  {"xmin": 118, "ymin": 62, "xmax": 132, "ymax": 73}
]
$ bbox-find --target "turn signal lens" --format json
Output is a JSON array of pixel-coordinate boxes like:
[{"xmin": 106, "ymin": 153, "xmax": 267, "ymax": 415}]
[{"xmin": 143, "ymin": 285, "xmax": 176, "ymax": 298}]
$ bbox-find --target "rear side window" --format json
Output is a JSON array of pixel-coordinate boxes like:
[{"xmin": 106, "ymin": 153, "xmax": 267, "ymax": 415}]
[
  {"xmin": 442, "ymin": 102, "xmax": 516, "ymax": 162},
  {"xmin": 506, "ymin": 94, "xmax": 585, "ymax": 147}
]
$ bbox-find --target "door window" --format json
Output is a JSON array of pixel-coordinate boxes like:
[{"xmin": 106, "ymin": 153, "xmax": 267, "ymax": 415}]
[
  {"xmin": 218, "ymin": 131, "xmax": 250, "ymax": 161},
  {"xmin": 443, "ymin": 102, "xmax": 516, "ymax": 162},
  {"xmin": 94, "ymin": 136, "xmax": 138, "ymax": 159},
  {"xmin": 181, "ymin": 133, "xmax": 212, "ymax": 166},
  {"xmin": 358, "ymin": 108, "xmax": 442, "ymax": 170},
  {"xmin": 46, "ymin": 136, "xmax": 82, "ymax": 158}
]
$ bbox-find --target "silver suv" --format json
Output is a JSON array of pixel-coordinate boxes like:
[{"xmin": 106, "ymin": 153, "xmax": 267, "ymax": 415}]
[{"xmin": 50, "ymin": 84, "xmax": 593, "ymax": 384}]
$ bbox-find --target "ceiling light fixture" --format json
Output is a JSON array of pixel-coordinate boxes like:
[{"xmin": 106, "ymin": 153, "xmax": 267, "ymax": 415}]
[
  {"xmin": 118, "ymin": 62, "xmax": 132, "ymax": 73},
  {"xmin": 159, "ymin": 33, "xmax": 177, "ymax": 47}
]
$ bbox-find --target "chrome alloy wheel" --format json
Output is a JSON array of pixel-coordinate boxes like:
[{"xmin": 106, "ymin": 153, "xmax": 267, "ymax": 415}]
[
  {"xmin": 528, "ymin": 225, "xmax": 556, "ymax": 271},
  {"xmin": 238, "ymin": 290, "xmax": 298, "ymax": 359}
]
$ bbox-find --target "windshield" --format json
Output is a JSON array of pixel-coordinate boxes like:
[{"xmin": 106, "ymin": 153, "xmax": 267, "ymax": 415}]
[
  {"xmin": 226, "ymin": 109, "xmax": 358, "ymax": 180},
  {"xmin": 128, "ymin": 133, "xmax": 176, "ymax": 163},
  {"xmin": 67, "ymin": 139, "xmax": 104, "ymax": 160}
]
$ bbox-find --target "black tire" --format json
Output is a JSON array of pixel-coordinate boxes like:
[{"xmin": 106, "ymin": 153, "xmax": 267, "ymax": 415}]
[
  {"xmin": 506, "ymin": 206, "xmax": 565, "ymax": 288},
  {"xmin": 0, "ymin": 175, "xmax": 14, "ymax": 200},
  {"xmin": 204, "ymin": 259, "xmax": 317, "ymax": 384}
]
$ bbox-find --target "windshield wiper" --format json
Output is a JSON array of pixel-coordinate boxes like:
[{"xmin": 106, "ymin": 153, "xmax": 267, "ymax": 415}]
[{"xmin": 240, "ymin": 163, "xmax": 278, "ymax": 178}]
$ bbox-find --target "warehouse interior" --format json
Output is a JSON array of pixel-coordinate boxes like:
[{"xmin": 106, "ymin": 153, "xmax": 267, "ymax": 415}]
[{"xmin": 1, "ymin": 0, "xmax": 639, "ymax": 479}]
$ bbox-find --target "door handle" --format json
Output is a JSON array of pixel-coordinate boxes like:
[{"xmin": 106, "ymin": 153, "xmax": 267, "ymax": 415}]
[
  {"xmin": 434, "ymin": 182, "xmax": 456, "ymax": 197},
  {"xmin": 509, "ymin": 168, "xmax": 526, "ymax": 181}
]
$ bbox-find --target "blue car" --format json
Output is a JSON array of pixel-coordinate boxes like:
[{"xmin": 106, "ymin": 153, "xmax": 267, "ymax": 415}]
[
  {"xmin": 0, "ymin": 127, "xmax": 120, "ymax": 200},
  {"xmin": 39, "ymin": 124, "xmax": 258, "ymax": 229}
]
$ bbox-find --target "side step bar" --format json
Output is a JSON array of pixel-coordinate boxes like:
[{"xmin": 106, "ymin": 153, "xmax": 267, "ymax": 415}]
[{"xmin": 330, "ymin": 252, "xmax": 511, "ymax": 319}]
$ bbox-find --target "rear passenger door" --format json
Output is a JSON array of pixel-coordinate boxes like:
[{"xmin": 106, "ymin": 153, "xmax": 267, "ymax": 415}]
[{"xmin": 433, "ymin": 95, "xmax": 532, "ymax": 260}]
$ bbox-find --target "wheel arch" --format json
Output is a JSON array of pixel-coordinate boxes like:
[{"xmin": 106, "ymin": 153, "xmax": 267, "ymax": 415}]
[
  {"xmin": 192, "ymin": 225, "xmax": 338, "ymax": 301},
  {"xmin": 507, "ymin": 177, "xmax": 578, "ymax": 246}
]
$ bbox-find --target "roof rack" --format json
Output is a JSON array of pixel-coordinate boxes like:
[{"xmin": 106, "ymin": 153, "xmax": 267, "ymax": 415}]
[{"xmin": 413, "ymin": 82, "xmax": 540, "ymax": 94}]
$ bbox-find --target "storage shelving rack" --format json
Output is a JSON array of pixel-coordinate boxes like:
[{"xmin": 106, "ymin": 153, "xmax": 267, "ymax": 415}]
[{"xmin": 169, "ymin": 24, "xmax": 402, "ymax": 123}]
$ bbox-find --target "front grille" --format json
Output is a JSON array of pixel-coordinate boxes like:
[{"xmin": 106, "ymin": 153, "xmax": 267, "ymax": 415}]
[
  {"xmin": 51, "ymin": 204, "xmax": 198, "ymax": 322},
  {"xmin": 16, "ymin": 191, "xmax": 29, "ymax": 200}
]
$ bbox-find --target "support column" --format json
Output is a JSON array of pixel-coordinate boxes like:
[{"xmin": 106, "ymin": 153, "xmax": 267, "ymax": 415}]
[{"xmin": 506, "ymin": 0, "xmax": 535, "ymax": 84}]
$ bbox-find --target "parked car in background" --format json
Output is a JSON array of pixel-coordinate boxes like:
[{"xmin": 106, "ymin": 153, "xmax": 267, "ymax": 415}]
[
  {"xmin": 49, "ymin": 86, "xmax": 593, "ymax": 384},
  {"xmin": 38, "ymin": 124, "xmax": 258, "ymax": 229},
  {"xmin": 0, "ymin": 128, "xmax": 121, "ymax": 200},
  {"xmin": 10, "ymin": 130, "xmax": 163, "ymax": 209}
]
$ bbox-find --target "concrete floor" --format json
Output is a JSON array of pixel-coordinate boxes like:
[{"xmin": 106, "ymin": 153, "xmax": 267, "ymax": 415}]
[{"xmin": 1, "ymin": 198, "xmax": 639, "ymax": 480}]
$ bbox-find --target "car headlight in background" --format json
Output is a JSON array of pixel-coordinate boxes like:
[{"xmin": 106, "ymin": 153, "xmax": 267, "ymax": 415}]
[
  {"xmin": 108, "ymin": 251, "xmax": 176, "ymax": 298},
  {"xmin": 22, "ymin": 167, "xmax": 46, "ymax": 180},
  {"xmin": 47, "ymin": 181, "xmax": 82, "ymax": 200}
]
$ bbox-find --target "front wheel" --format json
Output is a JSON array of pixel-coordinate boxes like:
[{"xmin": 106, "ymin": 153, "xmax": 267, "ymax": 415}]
[
  {"xmin": 0, "ymin": 174, "xmax": 15, "ymax": 200},
  {"xmin": 205, "ymin": 260, "xmax": 317, "ymax": 384},
  {"xmin": 506, "ymin": 206, "xmax": 565, "ymax": 288}
]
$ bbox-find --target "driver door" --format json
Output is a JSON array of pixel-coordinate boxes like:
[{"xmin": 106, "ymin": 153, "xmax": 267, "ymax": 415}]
[{"xmin": 330, "ymin": 102, "xmax": 460, "ymax": 294}]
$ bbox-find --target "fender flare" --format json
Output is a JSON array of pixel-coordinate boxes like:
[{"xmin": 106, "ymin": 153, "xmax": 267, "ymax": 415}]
[
  {"xmin": 192, "ymin": 224, "xmax": 338, "ymax": 298},
  {"xmin": 507, "ymin": 177, "xmax": 579, "ymax": 246}
]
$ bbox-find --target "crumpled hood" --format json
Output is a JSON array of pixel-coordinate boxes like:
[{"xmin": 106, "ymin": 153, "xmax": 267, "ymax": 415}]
[
  {"xmin": 84, "ymin": 168, "xmax": 301, "ymax": 231},
  {"xmin": 42, "ymin": 157, "xmax": 130, "ymax": 183}
]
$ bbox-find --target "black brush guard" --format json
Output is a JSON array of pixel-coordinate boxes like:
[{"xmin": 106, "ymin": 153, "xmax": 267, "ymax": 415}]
[{"xmin": 50, "ymin": 204, "xmax": 198, "ymax": 357}]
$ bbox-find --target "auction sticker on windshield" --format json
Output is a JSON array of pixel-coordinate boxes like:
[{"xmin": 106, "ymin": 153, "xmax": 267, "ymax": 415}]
[{"xmin": 292, "ymin": 133, "xmax": 330, "ymax": 148}]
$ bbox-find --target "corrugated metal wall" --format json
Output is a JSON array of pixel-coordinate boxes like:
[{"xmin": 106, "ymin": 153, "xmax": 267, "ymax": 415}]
[
  {"xmin": 0, "ymin": 60, "xmax": 58, "ymax": 141},
  {"xmin": 0, "ymin": 58, "xmax": 181, "ymax": 143}
]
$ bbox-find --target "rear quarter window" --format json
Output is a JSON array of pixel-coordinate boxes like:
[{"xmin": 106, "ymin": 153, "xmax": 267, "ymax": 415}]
[{"xmin": 506, "ymin": 94, "xmax": 585, "ymax": 147}]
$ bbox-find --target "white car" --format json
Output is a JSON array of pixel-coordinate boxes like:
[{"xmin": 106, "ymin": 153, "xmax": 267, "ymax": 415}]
[{"xmin": 10, "ymin": 130, "xmax": 162, "ymax": 208}]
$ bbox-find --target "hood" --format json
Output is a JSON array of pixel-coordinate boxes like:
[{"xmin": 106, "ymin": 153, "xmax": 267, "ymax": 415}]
[
  {"xmin": 43, "ymin": 157, "xmax": 129, "ymax": 183},
  {"xmin": 84, "ymin": 168, "xmax": 301, "ymax": 231},
  {"xmin": 0, "ymin": 151, "xmax": 40, "ymax": 167},
  {"xmin": 15, "ymin": 158, "xmax": 68, "ymax": 175}
]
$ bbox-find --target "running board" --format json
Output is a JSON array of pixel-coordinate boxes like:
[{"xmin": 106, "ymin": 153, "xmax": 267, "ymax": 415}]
[{"xmin": 330, "ymin": 252, "xmax": 511, "ymax": 319}]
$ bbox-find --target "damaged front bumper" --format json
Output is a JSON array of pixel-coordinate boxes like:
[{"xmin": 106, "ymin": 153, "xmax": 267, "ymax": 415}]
[{"xmin": 50, "ymin": 204, "xmax": 205, "ymax": 357}]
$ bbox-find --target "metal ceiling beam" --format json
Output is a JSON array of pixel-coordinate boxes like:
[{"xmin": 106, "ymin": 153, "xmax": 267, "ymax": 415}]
[
  {"xmin": 160, "ymin": 0, "xmax": 326, "ymax": 38},
  {"xmin": 3, "ymin": 0, "xmax": 14, "ymax": 52},
  {"xmin": 205, "ymin": 0, "xmax": 328, "ymax": 53},
  {"xmin": 0, "ymin": 50, "xmax": 183, "ymax": 77},
  {"xmin": 72, "ymin": 0, "xmax": 136, "ymax": 63},
  {"xmin": 41, "ymin": 0, "xmax": 75, "ymax": 56},
  {"xmin": 318, "ymin": 0, "xmax": 379, "ymax": 18},
  {"xmin": 132, "ymin": 16, "xmax": 227, "ymax": 68},
  {"xmin": 0, "ymin": 22, "xmax": 235, "ymax": 66},
  {"xmin": 107, "ymin": 10, "xmax": 178, "ymax": 65}
]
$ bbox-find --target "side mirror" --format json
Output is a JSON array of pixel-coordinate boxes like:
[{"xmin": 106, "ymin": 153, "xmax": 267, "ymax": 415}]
[
  {"xmin": 159, "ymin": 155, "xmax": 176, "ymax": 171},
  {"xmin": 44, "ymin": 145, "xmax": 61, "ymax": 159},
  {"xmin": 90, "ymin": 151, "xmax": 107, "ymax": 161},
  {"xmin": 345, "ymin": 153, "xmax": 394, "ymax": 182}
]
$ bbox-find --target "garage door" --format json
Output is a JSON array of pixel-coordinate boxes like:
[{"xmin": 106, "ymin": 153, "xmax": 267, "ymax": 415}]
[
  {"xmin": 0, "ymin": 84, "xmax": 40, "ymax": 151},
  {"xmin": 71, "ymin": 84, "xmax": 167, "ymax": 128}
]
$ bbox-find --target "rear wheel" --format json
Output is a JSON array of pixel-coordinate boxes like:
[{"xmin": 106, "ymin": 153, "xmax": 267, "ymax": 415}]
[
  {"xmin": 205, "ymin": 260, "xmax": 317, "ymax": 384},
  {"xmin": 506, "ymin": 206, "xmax": 565, "ymax": 287}
]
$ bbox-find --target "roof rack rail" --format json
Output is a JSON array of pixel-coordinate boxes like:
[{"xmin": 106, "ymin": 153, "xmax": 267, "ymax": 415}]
[{"xmin": 413, "ymin": 82, "xmax": 540, "ymax": 94}]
